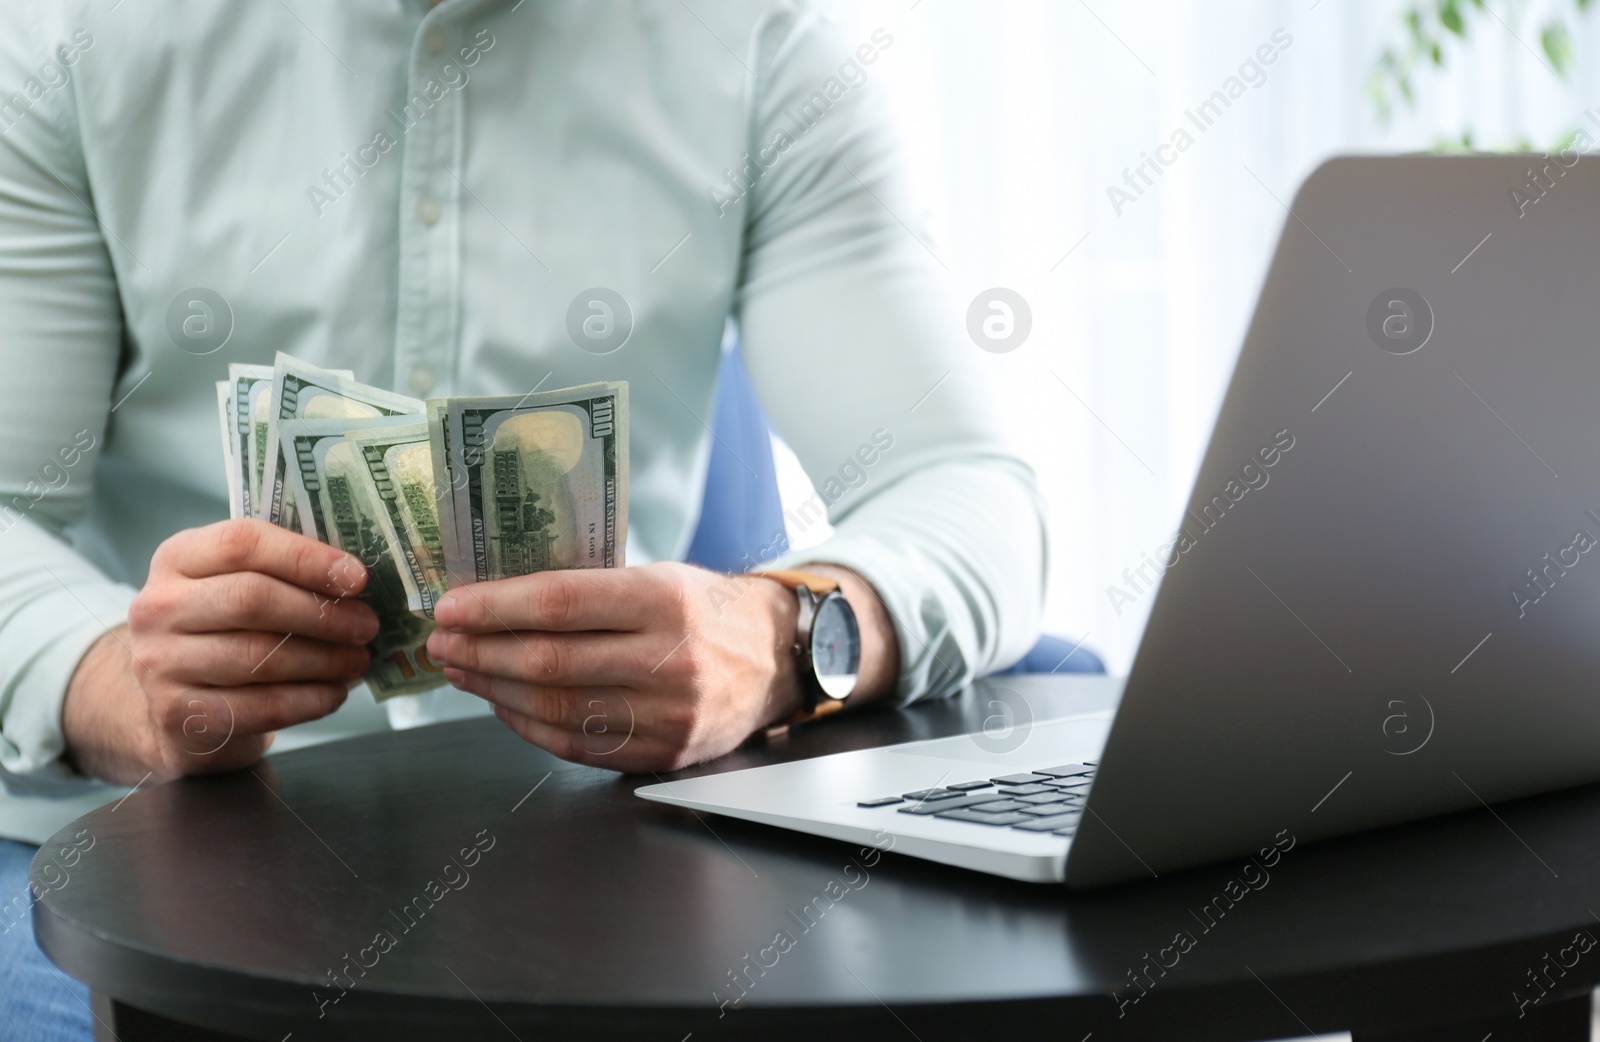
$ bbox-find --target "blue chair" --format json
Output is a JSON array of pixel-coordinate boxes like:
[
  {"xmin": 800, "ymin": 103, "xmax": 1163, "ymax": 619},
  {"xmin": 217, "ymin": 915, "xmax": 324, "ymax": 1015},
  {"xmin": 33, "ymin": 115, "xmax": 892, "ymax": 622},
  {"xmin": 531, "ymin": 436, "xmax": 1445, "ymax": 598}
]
[{"xmin": 684, "ymin": 348, "xmax": 1104, "ymax": 676}]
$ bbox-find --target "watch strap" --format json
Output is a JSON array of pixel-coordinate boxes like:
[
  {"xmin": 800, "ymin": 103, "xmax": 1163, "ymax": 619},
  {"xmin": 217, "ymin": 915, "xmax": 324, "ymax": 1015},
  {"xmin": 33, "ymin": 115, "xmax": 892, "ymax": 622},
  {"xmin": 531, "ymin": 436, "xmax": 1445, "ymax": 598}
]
[
  {"xmin": 749, "ymin": 568, "xmax": 840, "ymax": 595},
  {"xmin": 762, "ymin": 697, "xmax": 849, "ymax": 742}
]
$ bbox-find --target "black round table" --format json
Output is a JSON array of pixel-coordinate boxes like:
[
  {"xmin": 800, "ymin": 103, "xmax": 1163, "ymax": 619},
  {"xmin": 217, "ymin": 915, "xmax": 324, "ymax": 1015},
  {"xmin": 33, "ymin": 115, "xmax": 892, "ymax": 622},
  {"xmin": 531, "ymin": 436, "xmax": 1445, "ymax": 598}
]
[{"xmin": 32, "ymin": 675, "xmax": 1600, "ymax": 1041}]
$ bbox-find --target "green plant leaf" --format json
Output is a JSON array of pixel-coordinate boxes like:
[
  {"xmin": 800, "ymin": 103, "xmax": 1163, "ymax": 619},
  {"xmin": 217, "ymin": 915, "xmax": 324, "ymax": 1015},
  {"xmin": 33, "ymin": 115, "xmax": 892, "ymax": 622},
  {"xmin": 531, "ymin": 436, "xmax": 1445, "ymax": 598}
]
[
  {"xmin": 1441, "ymin": 0, "xmax": 1466, "ymax": 35},
  {"xmin": 1541, "ymin": 21, "xmax": 1573, "ymax": 76},
  {"xmin": 1368, "ymin": 0, "xmax": 1590, "ymax": 125}
]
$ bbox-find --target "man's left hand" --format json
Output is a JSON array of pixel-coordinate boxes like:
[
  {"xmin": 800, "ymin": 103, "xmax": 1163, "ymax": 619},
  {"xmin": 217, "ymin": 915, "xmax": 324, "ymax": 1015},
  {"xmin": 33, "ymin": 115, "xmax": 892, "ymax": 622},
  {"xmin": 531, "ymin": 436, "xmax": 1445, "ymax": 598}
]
[{"xmin": 427, "ymin": 563, "xmax": 806, "ymax": 771}]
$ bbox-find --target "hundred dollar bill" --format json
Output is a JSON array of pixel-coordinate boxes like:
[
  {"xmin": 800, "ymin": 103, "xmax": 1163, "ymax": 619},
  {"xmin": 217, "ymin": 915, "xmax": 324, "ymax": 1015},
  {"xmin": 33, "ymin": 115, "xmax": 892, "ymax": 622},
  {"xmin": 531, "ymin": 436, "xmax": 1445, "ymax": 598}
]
[
  {"xmin": 344, "ymin": 422, "xmax": 454, "ymax": 617},
  {"xmin": 278, "ymin": 416, "xmax": 417, "ymax": 544},
  {"xmin": 305, "ymin": 423, "xmax": 444, "ymax": 699},
  {"xmin": 261, "ymin": 354, "xmax": 421, "ymax": 532},
  {"xmin": 228, "ymin": 362, "xmax": 352, "ymax": 519},
  {"xmin": 425, "ymin": 398, "xmax": 473, "ymax": 587},
  {"xmin": 437, "ymin": 382, "xmax": 628, "ymax": 584},
  {"xmin": 215, "ymin": 381, "xmax": 241, "ymax": 517},
  {"xmin": 228, "ymin": 363, "xmax": 274, "ymax": 518}
]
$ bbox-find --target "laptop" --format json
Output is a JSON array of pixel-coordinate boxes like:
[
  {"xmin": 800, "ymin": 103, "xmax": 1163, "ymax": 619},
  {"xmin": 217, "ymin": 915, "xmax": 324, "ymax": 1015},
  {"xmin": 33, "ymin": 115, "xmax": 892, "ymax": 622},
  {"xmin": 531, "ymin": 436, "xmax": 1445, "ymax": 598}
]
[{"xmin": 638, "ymin": 153, "xmax": 1600, "ymax": 886}]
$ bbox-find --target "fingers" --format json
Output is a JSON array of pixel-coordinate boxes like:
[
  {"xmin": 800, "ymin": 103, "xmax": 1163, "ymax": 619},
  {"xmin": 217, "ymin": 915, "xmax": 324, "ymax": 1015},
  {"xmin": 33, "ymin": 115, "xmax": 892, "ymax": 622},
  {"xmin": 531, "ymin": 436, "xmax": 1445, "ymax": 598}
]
[
  {"xmin": 157, "ymin": 518, "xmax": 368, "ymax": 597},
  {"xmin": 165, "ymin": 733, "xmax": 273, "ymax": 777},
  {"xmin": 490, "ymin": 702, "xmax": 658, "ymax": 768},
  {"xmin": 217, "ymin": 682, "xmax": 352, "ymax": 734},
  {"xmin": 427, "ymin": 629, "xmax": 650, "ymax": 687},
  {"xmin": 151, "ymin": 683, "xmax": 349, "ymax": 760},
  {"xmin": 434, "ymin": 568, "xmax": 668, "ymax": 634},
  {"xmin": 157, "ymin": 634, "xmax": 370, "ymax": 686},
  {"xmin": 443, "ymin": 668, "xmax": 638, "ymax": 734},
  {"xmin": 158, "ymin": 572, "xmax": 378, "ymax": 644},
  {"xmin": 125, "ymin": 519, "xmax": 380, "ymax": 781}
]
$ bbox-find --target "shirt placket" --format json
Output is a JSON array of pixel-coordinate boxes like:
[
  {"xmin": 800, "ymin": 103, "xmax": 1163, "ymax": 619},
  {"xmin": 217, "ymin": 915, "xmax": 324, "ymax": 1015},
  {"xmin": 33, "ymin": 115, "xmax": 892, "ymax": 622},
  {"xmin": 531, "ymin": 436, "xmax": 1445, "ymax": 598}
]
[{"xmin": 394, "ymin": 12, "xmax": 464, "ymax": 399}]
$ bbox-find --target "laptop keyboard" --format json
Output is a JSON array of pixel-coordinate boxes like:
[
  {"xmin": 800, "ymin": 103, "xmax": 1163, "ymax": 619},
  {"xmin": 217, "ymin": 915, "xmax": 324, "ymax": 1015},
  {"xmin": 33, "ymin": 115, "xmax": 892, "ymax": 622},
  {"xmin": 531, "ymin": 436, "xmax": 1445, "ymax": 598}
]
[{"xmin": 856, "ymin": 763, "xmax": 1097, "ymax": 837}]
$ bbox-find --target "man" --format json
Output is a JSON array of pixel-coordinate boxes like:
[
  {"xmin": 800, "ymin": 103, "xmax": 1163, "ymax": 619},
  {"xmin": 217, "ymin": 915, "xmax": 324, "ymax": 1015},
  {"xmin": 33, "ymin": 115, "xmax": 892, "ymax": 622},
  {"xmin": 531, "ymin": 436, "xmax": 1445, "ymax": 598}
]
[{"xmin": 0, "ymin": 0, "xmax": 1046, "ymax": 1035}]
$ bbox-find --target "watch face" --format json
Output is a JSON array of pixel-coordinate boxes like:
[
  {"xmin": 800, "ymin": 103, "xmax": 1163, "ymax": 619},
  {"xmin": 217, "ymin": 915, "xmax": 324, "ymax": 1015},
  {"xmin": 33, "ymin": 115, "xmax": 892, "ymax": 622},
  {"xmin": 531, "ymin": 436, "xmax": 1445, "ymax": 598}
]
[{"xmin": 810, "ymin": 593, "xmax": 861, "ymax": 700}]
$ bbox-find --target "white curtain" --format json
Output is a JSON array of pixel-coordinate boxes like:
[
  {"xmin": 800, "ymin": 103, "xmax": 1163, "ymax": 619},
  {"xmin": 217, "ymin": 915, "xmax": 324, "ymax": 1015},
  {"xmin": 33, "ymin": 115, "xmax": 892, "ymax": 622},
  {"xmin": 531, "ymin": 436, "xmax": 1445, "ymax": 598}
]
[{"xmin": 774, "ymin": 0, "xmax": 1600, "ymax": 673}]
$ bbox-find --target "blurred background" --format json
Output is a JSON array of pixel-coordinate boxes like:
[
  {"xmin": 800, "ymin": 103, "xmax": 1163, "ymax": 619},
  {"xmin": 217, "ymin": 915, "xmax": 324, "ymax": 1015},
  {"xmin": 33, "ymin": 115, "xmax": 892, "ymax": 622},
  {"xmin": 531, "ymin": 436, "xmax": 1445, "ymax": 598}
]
[{"xmin": 772, "ymin": 0, "xmax": 1600, "ymax": 676}]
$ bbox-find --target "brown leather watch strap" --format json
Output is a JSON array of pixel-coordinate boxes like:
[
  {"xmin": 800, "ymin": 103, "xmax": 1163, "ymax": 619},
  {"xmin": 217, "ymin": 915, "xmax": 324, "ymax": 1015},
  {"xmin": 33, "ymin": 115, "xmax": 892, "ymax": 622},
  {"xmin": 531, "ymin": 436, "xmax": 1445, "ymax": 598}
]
[
  {"xmin": 762, "ymin": 697, "xmax": 848, "ymax": 742},
  {"xmin": 749, "ymin": 568, "xmax": 841, "ymax": 594}
]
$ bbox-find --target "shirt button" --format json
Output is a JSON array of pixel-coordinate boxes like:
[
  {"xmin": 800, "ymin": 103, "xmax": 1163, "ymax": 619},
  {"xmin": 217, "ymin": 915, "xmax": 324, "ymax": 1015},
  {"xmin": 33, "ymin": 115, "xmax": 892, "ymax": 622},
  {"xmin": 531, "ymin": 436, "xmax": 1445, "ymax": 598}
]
[
  {"xmin": 409, "ymin": 366, "xmax": 436, "ymax": 395},
  {"xmin": 416, "ymin": 196, "xmax": 441, "ymax": 226},
  {"xmin": 423, "ymin": 28, "xmax": 447, "ymax": 54}
]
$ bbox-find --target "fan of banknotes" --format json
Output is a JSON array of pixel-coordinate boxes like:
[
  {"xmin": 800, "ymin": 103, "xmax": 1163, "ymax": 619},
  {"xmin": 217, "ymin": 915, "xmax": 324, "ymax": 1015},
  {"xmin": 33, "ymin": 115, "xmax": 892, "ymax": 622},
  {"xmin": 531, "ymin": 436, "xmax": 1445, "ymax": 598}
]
[{"xmin": 214, "ymin": 353, "xmax": 628, "ymax": 698}]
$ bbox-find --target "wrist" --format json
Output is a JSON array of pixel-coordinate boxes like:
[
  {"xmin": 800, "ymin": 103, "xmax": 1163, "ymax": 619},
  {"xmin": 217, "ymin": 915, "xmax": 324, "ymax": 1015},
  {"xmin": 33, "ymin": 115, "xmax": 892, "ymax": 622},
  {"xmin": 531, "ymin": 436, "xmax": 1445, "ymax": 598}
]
[
  {"xmin": 746, "ymin": 562, "xmax": 899, "ymax": 736},
  {"xmin": 746, "ymin": 575, "xmax": 805, "ymax": 729},
  {"xmin": 62, "ymin": 627, "xmax": 158, "ymax": 784}
]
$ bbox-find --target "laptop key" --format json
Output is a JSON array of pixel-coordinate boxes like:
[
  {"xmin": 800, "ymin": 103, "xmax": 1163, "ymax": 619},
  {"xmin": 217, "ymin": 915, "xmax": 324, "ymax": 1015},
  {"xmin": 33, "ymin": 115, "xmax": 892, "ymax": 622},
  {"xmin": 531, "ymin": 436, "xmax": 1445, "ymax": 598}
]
[
  {"xmin": 1017, "ymin": 792, "xmax": 1074, "ymax": 805},
  {"xmin": 997, "ymin": 784, "xmax": 1055, "ymax": 796},
  {"xmin": 898, "ymin": 794, "xmax": 1005, "ymax": 815},
  {"xmin": 901, "ymin": 788, "xmax": 964, "ymax": 802},
  {"xmin": 1012, "ymin": 813, "xmax": 1083, "ymax": 831},
  {"xmin": 1035, "ymin": 764, "xmax": 1095, "ymax": 778},
  {"xmin": 968, "ymin": 799, "xmax": 1030, "ymax": 813},
  {"xmin": 991, "ymin": 773, "xmax": 1052, "ymax": 786},
  {"xmin": 857, "ymin": 796, "xmax": 904, "ymax": 808},
  {"xmin": 1019, "ymin": 802, "xmax": 1080, "ymax": 816},
  {"xmin": 937, "ymin": 809, "xmax": 1033, "ymax": 826},
  {"xmin": 946, "ymin": 780, "xmax": 994, "ymax": 791}
]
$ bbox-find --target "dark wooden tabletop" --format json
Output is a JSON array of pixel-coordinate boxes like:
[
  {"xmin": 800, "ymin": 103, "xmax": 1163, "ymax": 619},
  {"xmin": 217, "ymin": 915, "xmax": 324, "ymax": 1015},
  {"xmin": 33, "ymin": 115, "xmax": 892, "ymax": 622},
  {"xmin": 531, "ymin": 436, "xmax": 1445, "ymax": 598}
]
[{"xmin": 32, "ymin": 674, "xmax": 1600, "ymax": 1041}]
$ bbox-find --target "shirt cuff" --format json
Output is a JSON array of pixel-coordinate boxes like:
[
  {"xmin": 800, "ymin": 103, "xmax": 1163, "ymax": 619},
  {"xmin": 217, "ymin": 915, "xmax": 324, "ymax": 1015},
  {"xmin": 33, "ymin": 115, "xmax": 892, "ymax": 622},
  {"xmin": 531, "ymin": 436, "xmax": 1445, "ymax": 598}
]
[{"xmin": 0, "ymin": 582, "xmax": 136, "ymax": 793}]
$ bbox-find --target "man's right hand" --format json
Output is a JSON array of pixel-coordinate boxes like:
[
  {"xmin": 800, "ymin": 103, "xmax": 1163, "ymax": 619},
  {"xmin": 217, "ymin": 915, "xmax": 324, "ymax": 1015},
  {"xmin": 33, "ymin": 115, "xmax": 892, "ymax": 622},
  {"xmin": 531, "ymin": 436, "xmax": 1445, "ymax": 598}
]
[{"xmin": 62, "ymin": 519, "xmax": 379, "ymax": 784}]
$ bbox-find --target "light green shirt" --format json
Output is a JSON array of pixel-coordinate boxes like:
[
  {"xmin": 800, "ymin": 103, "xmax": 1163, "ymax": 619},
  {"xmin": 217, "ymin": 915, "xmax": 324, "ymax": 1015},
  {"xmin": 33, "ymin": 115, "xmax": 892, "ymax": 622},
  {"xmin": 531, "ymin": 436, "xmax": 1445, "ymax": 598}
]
[{"xmin": 0, "ymin": 0, "xmax": 1045, "ymax": 842}]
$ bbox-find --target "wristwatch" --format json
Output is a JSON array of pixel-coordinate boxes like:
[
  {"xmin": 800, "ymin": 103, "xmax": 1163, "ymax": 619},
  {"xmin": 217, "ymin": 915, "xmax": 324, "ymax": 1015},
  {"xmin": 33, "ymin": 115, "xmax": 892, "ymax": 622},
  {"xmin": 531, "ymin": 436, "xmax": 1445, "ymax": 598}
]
[{"xmin": 751, "ymin": 569, "xmax": 861, "ymax": 736}]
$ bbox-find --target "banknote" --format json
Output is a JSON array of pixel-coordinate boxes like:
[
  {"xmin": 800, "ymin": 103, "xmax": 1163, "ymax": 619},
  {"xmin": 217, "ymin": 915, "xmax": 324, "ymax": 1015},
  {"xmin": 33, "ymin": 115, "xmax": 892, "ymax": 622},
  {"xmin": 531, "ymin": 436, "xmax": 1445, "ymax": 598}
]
[
  {"xmin": 223, "ymin": 362, "xmax": 351, "ymax": 520},
  {"xmin": 215, "ymin": 355, "xmax": 628, "ymax": 699},
  {"xmin": 425, "ymin": 398, "xmax": 470, "ymax": 587},
  {"xmin": 279, "ymin": 416, "xmax": 417, "ymax": 544},
  {"xmin": 229, "ymin": 363, "xmax": 274, "ymax": 519},
  {"xmin": 300, "ymin": 421, "xmax": 444, "ymax": 699},
  {"xmin": 215, "ymin": 381, "xmax": 241, "ymax": 517},
  {"xmin": 434, "ymin": 382, "xmax": 628, "ymax": 584},
  {"xmin": 344, "ymin": 422, "xmax": 454, "ymax": 617},
  {"xmin": 260, "ymin": 354, "xmax": 421, "ymax": 532}
]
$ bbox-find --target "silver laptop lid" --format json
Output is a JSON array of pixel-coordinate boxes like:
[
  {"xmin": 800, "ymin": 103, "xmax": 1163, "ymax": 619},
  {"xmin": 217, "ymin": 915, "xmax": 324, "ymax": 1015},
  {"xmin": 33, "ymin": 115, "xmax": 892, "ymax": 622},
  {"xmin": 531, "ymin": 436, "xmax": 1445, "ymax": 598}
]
[{"xmin": 1068, "ymin": 153, "xmax": 1600, "ymax": 887}]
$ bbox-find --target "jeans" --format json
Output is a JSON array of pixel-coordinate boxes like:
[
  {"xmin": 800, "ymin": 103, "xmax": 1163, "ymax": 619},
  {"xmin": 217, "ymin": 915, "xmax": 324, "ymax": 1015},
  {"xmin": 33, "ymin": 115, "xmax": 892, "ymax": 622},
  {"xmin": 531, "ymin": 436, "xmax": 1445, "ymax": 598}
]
[{"xmin": 0, "ymin": 840, "xmax": 92, "ymax": 1042}]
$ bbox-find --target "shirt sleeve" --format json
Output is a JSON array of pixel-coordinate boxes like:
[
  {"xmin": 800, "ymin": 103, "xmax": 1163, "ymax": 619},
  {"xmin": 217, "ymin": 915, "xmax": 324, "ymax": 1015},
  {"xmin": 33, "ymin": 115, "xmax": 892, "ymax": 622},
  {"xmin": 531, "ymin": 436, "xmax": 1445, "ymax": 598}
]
[
  {"xmin": 0, "ymin": 8, "xmax": 136, "ymax": 793},
  {"xmin": 732, "ymin": 7, "xmax": 1047, "ymax": 705}
]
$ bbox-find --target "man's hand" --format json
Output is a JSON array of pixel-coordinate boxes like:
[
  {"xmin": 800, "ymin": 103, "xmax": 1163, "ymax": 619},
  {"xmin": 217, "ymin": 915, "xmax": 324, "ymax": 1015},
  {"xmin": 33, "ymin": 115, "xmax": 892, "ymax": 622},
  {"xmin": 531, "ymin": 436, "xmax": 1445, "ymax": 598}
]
[
  {"xmin": 62, "ymin": 519, "xmax": 379, "ymax": 784},
  {"xmin": 427, "ymin": 562, "xmax": 899, "ymax": 772}
]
